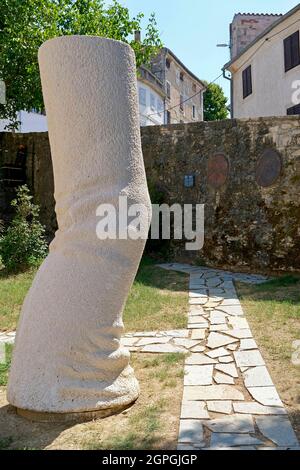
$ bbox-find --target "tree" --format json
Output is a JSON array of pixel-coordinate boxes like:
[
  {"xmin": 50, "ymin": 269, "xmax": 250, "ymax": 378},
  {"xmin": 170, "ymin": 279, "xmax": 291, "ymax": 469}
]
[
  {"xmin": 0, "ymin": 0, "xmax": 162, "ymax": 128},
  {"xmin": 203, "ymin": 81, "xmax": 229, "ymax": 121}
]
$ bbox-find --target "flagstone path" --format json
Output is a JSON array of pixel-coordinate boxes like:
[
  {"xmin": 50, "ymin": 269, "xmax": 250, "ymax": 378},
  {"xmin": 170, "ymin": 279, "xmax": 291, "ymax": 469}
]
[
  {"xmin": 1, "ymin": 262, "xmax": 299, "ymax": 450},
  {"xmin": 155, "ymin": 263, "xmax": 300, "ymax": 450}
]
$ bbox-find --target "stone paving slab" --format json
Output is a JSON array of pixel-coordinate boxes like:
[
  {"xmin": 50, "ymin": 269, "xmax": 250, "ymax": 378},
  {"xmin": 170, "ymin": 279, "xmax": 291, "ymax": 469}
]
[{"xmin": 157, "ymin": 263, "xmax": 298, "ymax": 451}]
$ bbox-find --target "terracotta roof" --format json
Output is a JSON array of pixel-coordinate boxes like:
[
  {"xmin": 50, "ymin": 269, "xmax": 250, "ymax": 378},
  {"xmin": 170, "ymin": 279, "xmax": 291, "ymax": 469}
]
[{"xmin": 235, "ymin": 13, "xmax": 283, "ymax": 16}]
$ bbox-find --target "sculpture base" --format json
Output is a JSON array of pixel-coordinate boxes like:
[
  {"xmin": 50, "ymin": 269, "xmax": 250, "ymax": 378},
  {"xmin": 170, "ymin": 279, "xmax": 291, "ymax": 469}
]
[{"xmin": 16, "ymin": 402, "xmax": 135, "ymax": 423}]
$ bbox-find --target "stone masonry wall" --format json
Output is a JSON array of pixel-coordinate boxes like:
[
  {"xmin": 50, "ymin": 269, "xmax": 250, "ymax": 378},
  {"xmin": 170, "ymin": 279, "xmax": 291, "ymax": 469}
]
[
  {"xmin": 142, "ymin": 116, "xmax": 300, "ymax": 271},
  {"xmin": 0, "ymin": 115, "xmax": 300, "ymax": 271}
]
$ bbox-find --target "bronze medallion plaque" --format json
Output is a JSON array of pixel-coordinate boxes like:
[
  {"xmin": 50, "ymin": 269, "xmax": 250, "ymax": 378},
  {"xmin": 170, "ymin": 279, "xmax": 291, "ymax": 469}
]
[
  {"xmin": 255, "ymin": 148, "xmax": 282, "ymax": 188},
  {"xmin": 207, "ymin": 153, "xmax": 229, "ymax": 189}
]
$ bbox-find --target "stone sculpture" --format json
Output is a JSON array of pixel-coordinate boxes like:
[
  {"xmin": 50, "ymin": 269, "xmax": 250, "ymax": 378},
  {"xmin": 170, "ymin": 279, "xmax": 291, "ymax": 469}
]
[{"xmin": 7, "ymin": 36, "xmax": 151, "ymax": 421}]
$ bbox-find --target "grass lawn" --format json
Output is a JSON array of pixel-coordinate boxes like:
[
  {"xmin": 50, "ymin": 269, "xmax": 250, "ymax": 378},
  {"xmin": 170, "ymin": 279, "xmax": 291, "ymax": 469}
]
[
  {"xmin": 0, "ymin": 257, "xmax": 188, "ymax": 333},
  {"xmin": 0, "ymin": 267, "xmax": 39, "ymax": 331},
  {"xmin": 0, "ymin": 353, "xmax": 184, "ymax": 450},
  {"xmin": 236, "ymin": 275, "xmax": 300, "ymax": 440}
]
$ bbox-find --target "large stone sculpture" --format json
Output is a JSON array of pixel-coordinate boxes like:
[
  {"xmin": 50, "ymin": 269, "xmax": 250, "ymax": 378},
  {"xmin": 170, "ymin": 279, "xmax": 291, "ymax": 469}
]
[{"xmin": 7, "ymin": 36, "xmax": 151, "ymax": 421}]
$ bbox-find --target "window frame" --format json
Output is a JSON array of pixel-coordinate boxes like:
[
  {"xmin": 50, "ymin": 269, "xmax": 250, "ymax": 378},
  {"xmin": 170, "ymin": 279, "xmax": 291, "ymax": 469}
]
[
  {"xmin": 166, "ymin": 81, "xmax": 171, "ymax": 99},
  {"xmin": 284, "ymin": 30, "xmax": 300, "ymax": 73},
  {"xmin": 242, "ymin": 65, "xmax": 252, "ymax": 99}
]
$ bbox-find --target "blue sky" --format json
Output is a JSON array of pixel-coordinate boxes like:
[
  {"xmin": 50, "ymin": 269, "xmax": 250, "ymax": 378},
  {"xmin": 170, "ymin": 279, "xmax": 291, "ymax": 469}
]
[{"xmin": 120, "ymin": 0, "xmax": 298, "ymax": 99}]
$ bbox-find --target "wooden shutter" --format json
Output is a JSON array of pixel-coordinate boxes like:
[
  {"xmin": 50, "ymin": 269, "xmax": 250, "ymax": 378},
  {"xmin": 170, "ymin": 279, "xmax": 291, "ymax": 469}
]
[
  {"xmin": 291, "ymin": 31, "xmax": 300, "ymax": 68},
  {"xmin": 284, "ymin": 31, "xmax": 300, "ymax": 72},
  {"xmin": 242, "ymin": 66, "xmax": 252, "ymax": 98}
]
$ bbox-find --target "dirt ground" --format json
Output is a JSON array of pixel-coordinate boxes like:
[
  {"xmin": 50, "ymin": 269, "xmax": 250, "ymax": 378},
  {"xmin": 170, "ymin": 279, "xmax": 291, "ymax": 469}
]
[{"xmin": 0, "ymin": 354, "xmax": 184, "ymax": 450}]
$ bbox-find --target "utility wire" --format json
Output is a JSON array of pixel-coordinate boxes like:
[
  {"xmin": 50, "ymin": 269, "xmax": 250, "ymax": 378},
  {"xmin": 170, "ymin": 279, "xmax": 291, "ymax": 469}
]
[
  {"xmin": 144, "ymin": 16, "xmax": 300, "ymax": 120},
  {"xmin": 235, "ymin": 17, "xmax": 300, "ymax": 71},
  {"xmin": 146, "ymin": 72, "xmax": 223, "ymax": 119}
]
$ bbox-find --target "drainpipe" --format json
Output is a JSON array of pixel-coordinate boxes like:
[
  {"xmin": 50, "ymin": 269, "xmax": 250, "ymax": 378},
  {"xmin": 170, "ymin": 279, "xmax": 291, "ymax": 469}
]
[{"xmin": 222, "ymin": 68, "xmax": 233, "ymax": 119}]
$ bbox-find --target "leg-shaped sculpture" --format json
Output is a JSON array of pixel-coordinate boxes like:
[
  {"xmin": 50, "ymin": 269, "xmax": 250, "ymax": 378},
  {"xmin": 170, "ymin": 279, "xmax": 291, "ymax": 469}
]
[{"xmin": 7, "ymin": 36, "xmax": 151, "ymax": 421}]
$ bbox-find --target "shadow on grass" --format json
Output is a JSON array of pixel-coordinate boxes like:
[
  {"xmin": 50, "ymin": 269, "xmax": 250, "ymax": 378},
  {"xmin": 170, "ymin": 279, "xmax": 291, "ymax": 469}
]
[
  {"xmin": 236, "ymin": 274, "xmax": 300, "ymax": 308},
  {"xmin": 135, "ymin": 257, "xmax": 188, "ymax": 293}
]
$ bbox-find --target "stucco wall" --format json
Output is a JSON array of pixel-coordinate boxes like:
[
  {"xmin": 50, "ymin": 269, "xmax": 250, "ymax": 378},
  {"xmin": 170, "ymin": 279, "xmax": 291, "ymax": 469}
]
[
  {"xmin": 230, "ymin": 9, "xmax": 300, "ymax": 118},
  {"xmin": 137, "ymin": 79, "xmax": 164, "ymax": 126},
  {"xmin": 0, "ymin": 115, "xmax": 300, "ymax": 272}
]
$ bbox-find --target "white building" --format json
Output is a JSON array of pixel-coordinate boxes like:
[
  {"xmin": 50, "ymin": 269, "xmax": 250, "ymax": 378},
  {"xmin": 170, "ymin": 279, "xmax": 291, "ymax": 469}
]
[
  {"xmin": 138, "ymin": 66, "xmax": 165, "ymax": 126},
  {"xmin": 224, "ymin": 4, "xmax": 300, "ymax": 118},
  {"xmin": 0, "ymin": 110, "xmax": 47, "ymax": 133}
]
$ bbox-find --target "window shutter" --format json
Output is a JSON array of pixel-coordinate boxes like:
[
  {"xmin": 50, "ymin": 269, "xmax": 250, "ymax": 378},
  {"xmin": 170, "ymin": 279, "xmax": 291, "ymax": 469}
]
[
  {"xmin": 291, "ymin": 31, "xmax": 300, "ymax": 68},
  {"xmin": 242, "ymin": 66, "xmax": 252, "ymax": 99},
  {"xmin": 284, "ymin": 31, "xmax": 300, "ymax": 72},
  {"xmin": 284, "ymin": 36, "xmax": 292, "ymax": 71}
]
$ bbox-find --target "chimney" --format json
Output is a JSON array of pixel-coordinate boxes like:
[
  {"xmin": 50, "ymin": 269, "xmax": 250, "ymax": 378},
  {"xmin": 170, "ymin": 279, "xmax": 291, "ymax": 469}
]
[{"xmin": 134, "ymin": 31, "xmax": 141, "ymax": 43}]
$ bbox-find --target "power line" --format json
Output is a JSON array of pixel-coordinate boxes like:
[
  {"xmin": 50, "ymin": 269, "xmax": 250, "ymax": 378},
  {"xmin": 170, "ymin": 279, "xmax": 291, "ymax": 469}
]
[
  {"xmin": 144, "ymin": 16, "xmax": 300, "ymax": 120},
  {"xmin": 146, "ymin": 72, "xmax": 223, "ymax": 119},
  {"xmin": 235, "ymin": 17, "xmax": 300, "ymax": 71}
]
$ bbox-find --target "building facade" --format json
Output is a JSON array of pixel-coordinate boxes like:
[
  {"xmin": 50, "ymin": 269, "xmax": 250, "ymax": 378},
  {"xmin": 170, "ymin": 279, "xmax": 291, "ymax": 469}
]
[
  {"xmin": 1, "ymin": 48, "xmax": 205, "ymax": 131},
  {"xmin": 137, "ymin": 66, "xmax": 165, "ymax": 126},
  {"xmin": 224, "ymin": 5, "xmax": 300, "ymax": 118},
  {"xmin": 150, "ymin": 48, "xmax": 206, "ymax": 124}
]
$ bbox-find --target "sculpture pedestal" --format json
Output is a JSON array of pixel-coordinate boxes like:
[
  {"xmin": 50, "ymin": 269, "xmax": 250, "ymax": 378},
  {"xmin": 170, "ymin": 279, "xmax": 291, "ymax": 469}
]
[{"xmin": 7, "ymin": 36, "xmax": 151, "ymax": 420}]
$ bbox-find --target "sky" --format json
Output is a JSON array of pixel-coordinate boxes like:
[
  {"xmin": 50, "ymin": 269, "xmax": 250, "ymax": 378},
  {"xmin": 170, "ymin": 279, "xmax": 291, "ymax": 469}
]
[{"xmin": 120, "ymin": 0, "xmax": 299, "ymax": 100}]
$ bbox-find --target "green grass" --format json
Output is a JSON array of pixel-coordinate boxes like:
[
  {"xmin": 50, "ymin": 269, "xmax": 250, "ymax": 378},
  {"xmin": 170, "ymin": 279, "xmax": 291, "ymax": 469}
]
[
  {"xmin": 83, "ymin": 353, "xmax": 185, "ymax": 450},
  {"xmin": 0, "ymin": 257, "xmax": 188, "ymax": 333},
  {"xmin": 0, "ymin": 343, "xmax": 13, "ymax": 386},
  {"xmin": 0, "ymin": 266, "xmax": 39, "ymax": 331},
  {"xmin": 237, "ymin": 276, "xmax": 300, "ymax": 361},
  {"xmin": 124, "ymin": 257, "xmax": 188, "ymax": 332}
]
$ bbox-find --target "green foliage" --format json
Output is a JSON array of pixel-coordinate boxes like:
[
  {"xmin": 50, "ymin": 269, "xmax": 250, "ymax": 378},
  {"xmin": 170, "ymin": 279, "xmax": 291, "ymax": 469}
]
[
  {"xmin": 0, "ymin": 185, "xmax": 47, "ymax": 272},
  {"xmin": 203, "ymin": 81, "xmax": 229, "ymax": 121},
  {"xmin": 0, "ymin": 0, "xmax": 162, "ymax": 127}
]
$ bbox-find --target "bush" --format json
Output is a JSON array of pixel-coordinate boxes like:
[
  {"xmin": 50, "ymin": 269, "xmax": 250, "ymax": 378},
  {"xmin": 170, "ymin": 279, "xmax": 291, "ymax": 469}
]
[{"xmin": 0, "ymin": 185, "xmax": 48, "ymax": 272}]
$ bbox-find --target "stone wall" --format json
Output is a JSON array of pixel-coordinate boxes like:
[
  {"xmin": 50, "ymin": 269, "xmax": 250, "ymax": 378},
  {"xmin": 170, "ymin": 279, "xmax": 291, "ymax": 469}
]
[
  {"xmin": 0, "ymin": 132, "xmax": 56, "ymax": 235},
  {"xmin": 0, "ymin": 115, "xmax": 300, "ymax": 271},
  {"xmin": 142, "ymin": 116, "xmax": 300, "ymax": 271}
]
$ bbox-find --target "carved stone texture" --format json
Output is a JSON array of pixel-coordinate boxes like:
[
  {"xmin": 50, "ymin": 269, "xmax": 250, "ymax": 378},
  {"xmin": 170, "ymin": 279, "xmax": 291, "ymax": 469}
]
[
  {"xmin": 7, "ymin": 36, "xmax": 151, "ymax": 418},
  {"xmin": 255, "ymin": 148, "xmax": 282, "ymax": 187},
  {"xmin": 207, "ymin": 153, "xmax": 229, "ymax": 189}
]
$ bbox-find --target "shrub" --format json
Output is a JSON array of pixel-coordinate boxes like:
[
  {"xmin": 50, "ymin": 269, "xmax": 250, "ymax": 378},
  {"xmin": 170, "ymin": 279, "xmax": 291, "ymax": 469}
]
[{"xmin": 0, "ymin": 185, "xmax": 48, "ymax": 272}]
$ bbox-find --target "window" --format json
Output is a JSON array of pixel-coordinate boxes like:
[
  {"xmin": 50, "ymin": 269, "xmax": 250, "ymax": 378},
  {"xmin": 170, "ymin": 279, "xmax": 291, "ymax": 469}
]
[
  {"xmin": 180, "ymin": 72, "xmax": 184, "ymax": 82},
  {"xmin": 166, "ymin": 110, "xmax": 171, "ymax": 124},
  {"xmin": 166, "ymin": 58, "xmax": 171, "ymax": 69},
  {"xmin": 287, "ymin": 104, "xmax": 300, "ymax": 115},
  {"xmin": 192, "ymin": 83, "xmax": 197, "ymax": 92},
  {"xmin": 180, "ymin": 94, "xmax": 184, "ymax": 112},
  {"xmin": 176, "ymin": 69, "xmax": 180, "ymax": 84},
  {"xmin": 166, "ymin": 81, "xmax": 171, "ymax": 99},
  {"xmin": 157, "ymin": 99, "xmax": 164, "ymax": 116},
  {"xmin": 139, "ymin": 87, "xmax": 146, "ymax": 106},
  {"xmin": 284, "ymin": 31, "xmax": 300, "ymax": 72},
  {"xmin": 150, "ymin": 93, "xmax": 156, "ymax": 111},
  {"xmin": 242, "ymin": 65, "xmax": 252, "ymax": 99},
  {"xmin": 192, "ymin": 105, "xmax": 196, "ymax": 119}
]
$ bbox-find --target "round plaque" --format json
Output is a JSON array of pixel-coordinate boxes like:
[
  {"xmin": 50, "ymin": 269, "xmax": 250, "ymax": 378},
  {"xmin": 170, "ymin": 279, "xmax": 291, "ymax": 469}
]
[
  {"xmin": 207, "ymin": 153, "xmax": 229, "ymax": 189},
  {"xmin": 255, "ymin": 148, "xmax": 282, "ymax": 188}
]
